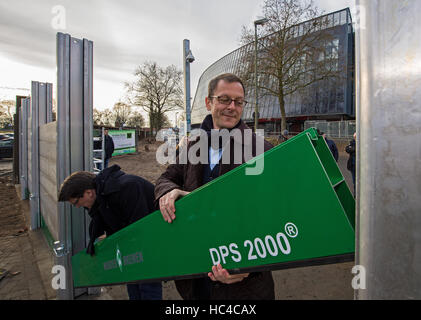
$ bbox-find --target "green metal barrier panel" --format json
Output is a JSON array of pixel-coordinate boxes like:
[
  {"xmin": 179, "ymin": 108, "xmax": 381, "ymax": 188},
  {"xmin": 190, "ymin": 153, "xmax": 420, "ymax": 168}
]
[{"xmin": 72, "ymin": 128, "xmax": 355, "ymax": 288}]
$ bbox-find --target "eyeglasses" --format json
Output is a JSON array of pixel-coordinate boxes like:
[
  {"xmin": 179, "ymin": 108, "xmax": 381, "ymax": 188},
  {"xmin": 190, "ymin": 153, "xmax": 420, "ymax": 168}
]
[{"xmin": 210, "ymin": 95, "xmax": 248, "ymax": 107}]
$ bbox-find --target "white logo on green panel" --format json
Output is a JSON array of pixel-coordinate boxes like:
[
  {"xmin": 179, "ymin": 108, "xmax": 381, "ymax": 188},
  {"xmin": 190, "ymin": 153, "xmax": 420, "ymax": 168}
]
[
  {"xmin": 208, "ymin": 222, "xmax": 300, "ymax": 265},
  {"xmin": 116, "ymin": 245, "xmax": 123, "ymax": 272}
]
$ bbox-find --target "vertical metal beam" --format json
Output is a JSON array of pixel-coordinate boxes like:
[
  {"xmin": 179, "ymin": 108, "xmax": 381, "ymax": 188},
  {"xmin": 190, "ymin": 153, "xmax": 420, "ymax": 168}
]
[
  {"xmin": 29, "ymin": 82, "xmax": 53, "ymax": 230},
  {"xmin": 183, "ymin": 39, "xmax": 192, "ymax": 134},
  {"xmin": 20, "ymin": 98, "xmax": 29, "ymax": 200},
  {"xmin": 56, "ymin": 32, "xmax": 93, "ymax": 300},
  {"xmin": 30, "ymin": 81, "xmax": 40, "ymax": 230},
  {"xmin": 83, "ymin": 38, "xmax": 94, "ymax": 251},
  {"xmin": 13, "ymin": 96, "xmax": 26, "ymax": 184},
  {"xmin": 56, "ymin": 32, "xmax": 72, "ymax": 300},
  {"xmin": 356, "ymin": 0, "xmax": 421, "ymax": 299},
  {"xmin": 46, "ymin": 84, "xmax": 53, "ymax": 123}
]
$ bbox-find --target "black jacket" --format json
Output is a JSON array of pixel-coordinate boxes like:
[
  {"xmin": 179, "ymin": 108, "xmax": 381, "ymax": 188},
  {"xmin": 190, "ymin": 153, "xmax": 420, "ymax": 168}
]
[
  {"xmin": 345, "ymin": 139, "xmax": 356, "ymax": 171},
  {"xmin": 104, "ymin": 134, "xmax": 115, "ymax": 159},
  {"xmin": 86, "ymin": 165, "xmax": 155, "ymax": 255}
]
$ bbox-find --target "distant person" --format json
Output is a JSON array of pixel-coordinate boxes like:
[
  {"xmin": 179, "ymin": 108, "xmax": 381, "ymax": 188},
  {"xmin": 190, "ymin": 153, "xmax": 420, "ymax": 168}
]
[
  {"xmin": 279, "ymin": 129, "xmax": 289, "ymax": 143},
  {"xmin": 104, "ymin": 129, "xmax": 114, "ymax": 168},
  {"xmin": 321, "ymin": 132, "xmax": 339, "ymax": 162},
  {"xmin": 58, "ymin": 165, "xmax": 162, "ymax": 300},
  {"xmin": 346, "ymin": 132, "xmax": 356, "ymax": 195}
]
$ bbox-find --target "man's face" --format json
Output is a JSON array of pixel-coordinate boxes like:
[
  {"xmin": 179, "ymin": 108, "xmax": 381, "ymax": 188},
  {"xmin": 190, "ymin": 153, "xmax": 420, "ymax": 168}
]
[
  {"xmin": 69, "ymin": 189, "xmax": 96, "ymax": 209},
  {"xmin": 104, "ymin": 130, "xmax": 109, "ymax": 136},
  {"xmin": 205, "ymin": 80, "xmax": 245, "ymax": 129}
]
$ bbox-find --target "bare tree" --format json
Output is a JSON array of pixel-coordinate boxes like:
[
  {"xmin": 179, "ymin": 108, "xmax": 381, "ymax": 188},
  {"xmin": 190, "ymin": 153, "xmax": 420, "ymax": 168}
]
[
  {"xmin": 239, "ymin": 0, "xmax": 342, "ymax": 131},
  {"xmin": 126, "ymin": 110, "xmax": 145, "ymax": 129},
  {"xmin": 125, "ymin": 61, "xmax": 183, "ymax": 134},
  {"xmin": 93, "ymin": 108, "xmax": 103, "ymax": 126},
  {"xmin": 0, "ymin": 100, "xmax": 14, "ymax": 129},
  {"xmin": 99, "ymin": 108, "xmax": 114, "ymax": 127},
  {"xmin": 112, "ymin": 102, "xmax": 132, "ymax": 128}
]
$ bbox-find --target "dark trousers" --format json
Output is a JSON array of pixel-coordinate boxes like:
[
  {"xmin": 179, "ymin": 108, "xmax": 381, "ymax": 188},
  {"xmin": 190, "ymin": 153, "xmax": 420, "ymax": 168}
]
[
  {"xmin": 350, "ymin": 168, "xmax": 356, "ymax": 196},
  {"xmin": 126, "ymin": 282, "xmax": 162, "ymax": 300},
  {"xmin": 104, "ymin": 158, "xmax": 110, "ymax": 169}
]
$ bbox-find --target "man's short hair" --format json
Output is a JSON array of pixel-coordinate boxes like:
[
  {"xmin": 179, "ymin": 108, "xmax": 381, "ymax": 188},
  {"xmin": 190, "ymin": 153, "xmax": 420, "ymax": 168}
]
[
  {"xmin": 208, "ymin": 73, "xmax": 245, "ymax": 98},
  {"xmin": 58, "ymin": 171, "xmax": 96, "ymax": 202}
]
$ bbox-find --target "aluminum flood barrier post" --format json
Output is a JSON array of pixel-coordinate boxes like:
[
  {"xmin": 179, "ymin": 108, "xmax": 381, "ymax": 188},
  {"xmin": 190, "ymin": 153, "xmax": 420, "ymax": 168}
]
[
  {"xmin": 19, "ymin": 98, "xmax": 30, "ymax": 200},
  {"xmin": 56, "ymin": 32, "xmax": 93, "ymax": 300},
  {"xmin": 356, "ymin": 0, "xmax": 421, "ymax": 299},
  {"xmin": 29, "ymin": 81, "xmax": 53, "ymax": 230}
]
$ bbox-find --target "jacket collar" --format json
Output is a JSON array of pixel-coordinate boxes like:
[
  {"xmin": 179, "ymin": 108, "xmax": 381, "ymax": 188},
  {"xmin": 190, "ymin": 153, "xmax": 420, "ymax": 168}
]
[{"xmin": 94, "ymin": 164, "xmax": 125, "ymax": 197}]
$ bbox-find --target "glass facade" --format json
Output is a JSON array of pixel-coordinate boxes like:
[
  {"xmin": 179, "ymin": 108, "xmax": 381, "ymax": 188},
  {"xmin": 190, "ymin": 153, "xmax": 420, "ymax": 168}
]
[{"xmin": 191, "ymin": 8, "xmax": 354, "ymax": 128}]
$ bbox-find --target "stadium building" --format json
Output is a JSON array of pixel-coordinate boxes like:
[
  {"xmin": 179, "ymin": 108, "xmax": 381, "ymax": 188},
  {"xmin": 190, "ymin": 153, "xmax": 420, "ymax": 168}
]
[{"xmin": 191, "ymin": 8, "xmax": 355, "ymax": 137}]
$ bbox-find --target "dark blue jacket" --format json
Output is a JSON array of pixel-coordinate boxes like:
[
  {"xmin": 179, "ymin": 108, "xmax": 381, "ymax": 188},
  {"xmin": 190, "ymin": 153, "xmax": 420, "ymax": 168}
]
[
  {"xmin": 86, "ymin": 164, "xmax": 155, "ymax": 255},
  {"xmin": 325, "ymin": 138, "xmax": 339, "ymax": 162}
]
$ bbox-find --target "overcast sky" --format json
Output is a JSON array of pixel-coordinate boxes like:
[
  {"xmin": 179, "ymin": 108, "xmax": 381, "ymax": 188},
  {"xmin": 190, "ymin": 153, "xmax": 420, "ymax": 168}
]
[{"xmin": 0, "ymin": 0, "xmax": 355, "ymax": 117}]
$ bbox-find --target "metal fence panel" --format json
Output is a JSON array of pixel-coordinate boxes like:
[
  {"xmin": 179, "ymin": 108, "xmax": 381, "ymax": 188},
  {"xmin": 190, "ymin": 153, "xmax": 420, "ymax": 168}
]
[{"xmin": 304, "ymin": 120, "xmax": 355, "ymax": 139}]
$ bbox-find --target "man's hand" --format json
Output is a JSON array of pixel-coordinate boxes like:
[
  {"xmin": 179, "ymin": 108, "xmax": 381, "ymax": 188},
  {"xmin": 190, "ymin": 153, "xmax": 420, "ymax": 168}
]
[
  {"xmin": 159, "ymin": 189, "xmax": 190, "ymax": 223},
  {"xmin": 208, "ymin": 264, "xmax": 249, "ymax": 284}
]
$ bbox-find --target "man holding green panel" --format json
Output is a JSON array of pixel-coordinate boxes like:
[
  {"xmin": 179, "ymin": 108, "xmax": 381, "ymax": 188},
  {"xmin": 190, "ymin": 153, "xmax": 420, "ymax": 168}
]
[{"xmin": 155, "ymin": 73, "xmax": 275, "ymax": 300}]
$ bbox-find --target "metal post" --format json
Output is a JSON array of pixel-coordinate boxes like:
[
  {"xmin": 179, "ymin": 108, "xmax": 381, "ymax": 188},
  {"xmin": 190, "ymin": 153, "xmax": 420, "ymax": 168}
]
[
  {"xmin": 13, "ymin": 96, "xmax": 26, "ymax": 184},
  {"xmin": 253, "ymin": 18, "xmax": 268, "ymax": 132},
  {"xmin": 183, "ymin": 39, "xmax": 194, "ymax": 134},
  {"xmin": 56, "ymin": 32, "xmax": 94, "ymax": 300},
  {"xmin": 254, "ymin": 24, "xmax": 258, "ymax": 132},
  {"xmin": 20, "ymin": 98, "xmax": 29, "ymax": 200},
  {"xmin": 29, "ymin": 82, "xmax": 53, "ymax": 230},
  {"xmin": 30, "ymin": 81, "xmax": 40, "ymax": 230},
  {"xmin": 356, "ymin": 0, "xmax": 421, "ymax": 299}
]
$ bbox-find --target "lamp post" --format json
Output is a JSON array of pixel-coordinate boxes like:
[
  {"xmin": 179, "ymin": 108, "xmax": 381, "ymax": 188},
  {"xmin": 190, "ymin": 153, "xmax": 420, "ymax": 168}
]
[
  {"xmin": 183, "ymin": 39, "xmax": 195, "ymax": 135},
  {"xmin": 254, "ymin": 18, "xmax": 268, "ymax": 132}
]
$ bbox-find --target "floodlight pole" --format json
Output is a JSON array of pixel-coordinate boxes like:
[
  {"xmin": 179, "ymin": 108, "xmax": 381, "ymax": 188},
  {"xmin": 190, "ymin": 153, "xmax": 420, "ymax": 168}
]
[
  {"xmin": 183, "ymin": 39, "xmax": 194, "ymax": 135},
  {"xmin": 254, "ymin": 18, "xmax": 268, "ymax": 132}
]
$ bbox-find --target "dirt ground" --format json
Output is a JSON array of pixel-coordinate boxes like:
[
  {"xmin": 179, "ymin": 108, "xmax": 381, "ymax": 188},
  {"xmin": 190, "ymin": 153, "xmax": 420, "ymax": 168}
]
[
  {"xmin": 0, "ymin": 173, "xmax": 26, "ymax": 238},
  {"xmin": 0, "ymin": 158, "xmax": 24, "ymax": 239},
  {"xmin": 0, "ymin": 167, "xmax": 35, "ymax": 300},
  {"xmin": 109, "ymin": 140, "xmax": 167, "ymax": 184}
]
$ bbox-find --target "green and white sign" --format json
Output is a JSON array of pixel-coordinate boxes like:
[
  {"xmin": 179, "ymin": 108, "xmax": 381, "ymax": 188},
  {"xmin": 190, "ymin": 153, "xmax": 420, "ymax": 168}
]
[
  {"xmin": 72, "ymin": 128, "xmax": 355, "ymax": 288},
  {"xmin": 109, "ymin": 129, "xmax": 136, "ymax": 156}
]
